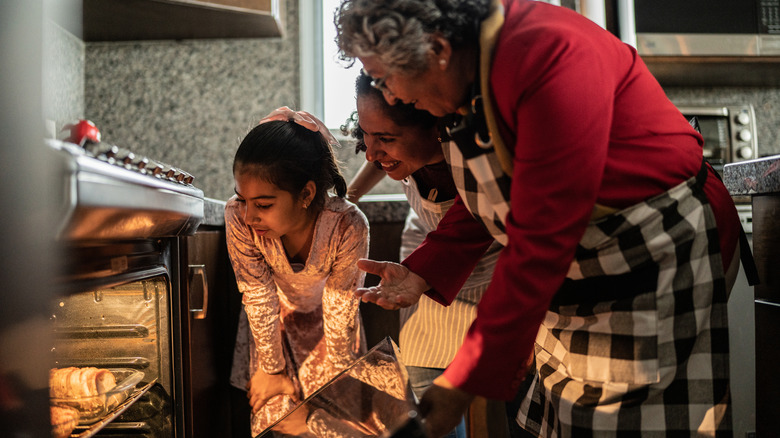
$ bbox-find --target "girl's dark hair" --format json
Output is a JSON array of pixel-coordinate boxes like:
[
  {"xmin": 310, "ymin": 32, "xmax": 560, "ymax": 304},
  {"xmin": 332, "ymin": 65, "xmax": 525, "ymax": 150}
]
[
  {"xmin": 346, "ymin": 71, "xmax": 438, "ymax": 153},
  {"xmin": 233, "ymin": 120, "xmax": 347, "ymax": 211}
]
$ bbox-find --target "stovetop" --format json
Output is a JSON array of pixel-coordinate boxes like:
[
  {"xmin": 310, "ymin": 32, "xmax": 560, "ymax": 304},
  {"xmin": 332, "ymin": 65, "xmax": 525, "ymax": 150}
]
[{"xmin": 48, "ymin": 139, "xmax": 204, "ymax": 241}]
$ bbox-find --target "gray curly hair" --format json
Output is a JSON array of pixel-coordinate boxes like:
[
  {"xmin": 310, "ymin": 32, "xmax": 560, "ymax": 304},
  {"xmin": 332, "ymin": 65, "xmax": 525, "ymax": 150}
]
[{"xmin": 334, "ymin": 0, "xmax": 491, "ymax": 75}]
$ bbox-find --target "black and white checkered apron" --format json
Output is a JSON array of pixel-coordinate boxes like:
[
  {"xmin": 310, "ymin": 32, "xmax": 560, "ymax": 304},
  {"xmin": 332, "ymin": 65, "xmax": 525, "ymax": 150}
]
[{"xmin": 443, "ymin": 116, "xmax": 731, "ymax": 436}]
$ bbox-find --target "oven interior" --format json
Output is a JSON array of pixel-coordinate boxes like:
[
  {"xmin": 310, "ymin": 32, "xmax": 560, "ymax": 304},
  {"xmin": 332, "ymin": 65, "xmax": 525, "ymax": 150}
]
[{"xmin": 52, "ymin": 241, "xmax": 177, "ymax": 438}]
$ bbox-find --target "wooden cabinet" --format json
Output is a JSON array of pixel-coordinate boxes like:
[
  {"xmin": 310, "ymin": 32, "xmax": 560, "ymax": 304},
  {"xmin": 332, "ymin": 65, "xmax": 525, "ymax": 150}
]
[{"xmin": 74, "ymin": 0, "xmax": 284, "ymax": 41}]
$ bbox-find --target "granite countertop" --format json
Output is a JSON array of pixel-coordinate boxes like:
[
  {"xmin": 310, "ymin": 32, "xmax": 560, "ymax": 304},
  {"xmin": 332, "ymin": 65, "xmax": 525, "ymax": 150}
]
[
  {"xmin": 356, "ymin": 194, "xmax": 409, "ymax": 223},
  {"xmin": 203, "ymin": 197, "xmax": 227, "ymax": 226},
  {"xmin": 723, "ymin": 155, "xmax": 780, "ymax": 196}
]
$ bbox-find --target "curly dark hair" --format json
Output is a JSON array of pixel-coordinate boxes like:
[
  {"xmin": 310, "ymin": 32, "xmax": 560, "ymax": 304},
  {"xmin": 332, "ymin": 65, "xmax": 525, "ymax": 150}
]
[{"xmin": 343, "ymin": 71, "xmax": 439, "ymax": 154}]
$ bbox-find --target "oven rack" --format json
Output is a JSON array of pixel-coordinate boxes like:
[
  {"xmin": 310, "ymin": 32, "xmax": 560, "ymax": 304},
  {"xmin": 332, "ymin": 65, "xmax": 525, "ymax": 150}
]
[{"xmin": 71, "ymin": 379, "xmax": 157, "ymax": 438}]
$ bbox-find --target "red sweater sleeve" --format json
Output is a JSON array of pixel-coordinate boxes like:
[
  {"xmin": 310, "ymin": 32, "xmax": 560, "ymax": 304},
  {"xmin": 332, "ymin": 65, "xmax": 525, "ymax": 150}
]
[{"xmin": 401, "ymin": 194, "xmax": 494, "ymax": 305}]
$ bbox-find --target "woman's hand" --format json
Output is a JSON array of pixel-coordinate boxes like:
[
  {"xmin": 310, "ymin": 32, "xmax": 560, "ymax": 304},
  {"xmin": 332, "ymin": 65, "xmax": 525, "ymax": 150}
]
[
  {"xmin": 419, "ymin": 376, "xmax": 475, "ymax": 438},
  {"xmin": 259, "ymin": 106, "xmax": 340, "ymax": 147},
  {"xmin": 355, "ymin": 259, "xmax": 429, "ymax": 310},
  {"xmin": 247, "ymin": 369, "xmax": 297, "ymax": 414}
]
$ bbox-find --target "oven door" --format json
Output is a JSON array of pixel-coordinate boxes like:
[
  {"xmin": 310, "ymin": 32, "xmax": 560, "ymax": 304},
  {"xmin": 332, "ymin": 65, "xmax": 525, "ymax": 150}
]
[{"xmin": 53, "ymin": 238, "xmax": 185, "ymax": 438}]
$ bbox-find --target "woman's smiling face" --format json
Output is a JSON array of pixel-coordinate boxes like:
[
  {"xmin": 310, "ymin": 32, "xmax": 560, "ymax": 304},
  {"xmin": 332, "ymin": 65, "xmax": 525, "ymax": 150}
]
[{"xmin": 357, "ymin": 93, "xmax": 444, "ymax": 180}]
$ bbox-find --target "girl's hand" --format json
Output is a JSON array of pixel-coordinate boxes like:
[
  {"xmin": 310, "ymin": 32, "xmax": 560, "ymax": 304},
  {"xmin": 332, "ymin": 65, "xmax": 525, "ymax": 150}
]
[
  {"xmin": 259, "ymin": 106, "xmax": 340, "ymax": 147},
  {"xmin": 355, "ymin": 259, "xmax": 428, "ymax": 310},
  {"xmin": 247, "ymin": 369, "xmax": 296, "ymax": 414},
  {"xmin": 272, "ymin": 404, "xmax": 312, "ymax": 436}
]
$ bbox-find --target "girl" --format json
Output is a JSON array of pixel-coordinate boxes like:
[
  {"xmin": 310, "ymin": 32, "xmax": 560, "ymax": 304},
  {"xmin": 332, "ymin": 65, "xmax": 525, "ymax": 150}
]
[{"xmin": 226, "ymin": 114, "xmax": 368, "ymax": 436}]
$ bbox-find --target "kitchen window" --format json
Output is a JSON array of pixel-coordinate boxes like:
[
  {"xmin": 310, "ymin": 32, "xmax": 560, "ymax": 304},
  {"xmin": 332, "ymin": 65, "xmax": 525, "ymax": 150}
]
[{"xmin": 300, "ymin": 0, "xmax": 360, "ymax": 129}]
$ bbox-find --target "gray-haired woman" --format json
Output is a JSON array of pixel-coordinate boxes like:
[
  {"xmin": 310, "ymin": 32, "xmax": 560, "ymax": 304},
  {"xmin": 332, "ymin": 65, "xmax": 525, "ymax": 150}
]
[{"xmin": 335, "ymin": 0, "xmax": 748, "ymax": 437}]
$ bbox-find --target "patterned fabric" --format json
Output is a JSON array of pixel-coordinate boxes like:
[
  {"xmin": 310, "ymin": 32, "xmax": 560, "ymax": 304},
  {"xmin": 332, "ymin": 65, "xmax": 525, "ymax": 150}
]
[
  {"xmin": 442, "ymin": 118, "xmax": 512, "ymax": 246},
  {"xmin": 225, "ymin": 196, "xmax": 369, "ymax": 435},
  {"xmin": 398, "ymin": 174, "xmax": 502, "ymax": 368},
  {"xmin": 514, "ymin": 162, "xmax": 731, "ymax": 436}
]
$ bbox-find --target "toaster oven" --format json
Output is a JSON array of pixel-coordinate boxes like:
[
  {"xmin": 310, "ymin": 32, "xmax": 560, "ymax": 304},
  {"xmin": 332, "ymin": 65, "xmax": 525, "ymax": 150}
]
[{"xmin": 676, "ymin": 104, "xmax": 759, "ymax": 174}]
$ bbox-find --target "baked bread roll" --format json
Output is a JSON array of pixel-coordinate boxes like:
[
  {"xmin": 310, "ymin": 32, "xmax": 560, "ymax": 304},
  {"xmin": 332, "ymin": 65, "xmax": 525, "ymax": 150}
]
[
  {"xmin": 50, "ymin": 405, "xmax": 79, "ymax": 438},
  {"xmin": 94, "ymin": 369, "xmax": 116, "ymax": 394},
  {"xmin": 49, "ymin": 367, "xmax": 116, "ymax": 399}
]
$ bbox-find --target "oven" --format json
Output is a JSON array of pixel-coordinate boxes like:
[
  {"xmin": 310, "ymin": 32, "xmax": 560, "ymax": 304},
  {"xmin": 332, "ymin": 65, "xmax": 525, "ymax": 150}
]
[
  {"xmin": 677, "ymin": 104, "xmax": 759, "ymax": 175},
  {"xmin": 45, "ymin": 137, "xmax": 234, "ymax": 437}
]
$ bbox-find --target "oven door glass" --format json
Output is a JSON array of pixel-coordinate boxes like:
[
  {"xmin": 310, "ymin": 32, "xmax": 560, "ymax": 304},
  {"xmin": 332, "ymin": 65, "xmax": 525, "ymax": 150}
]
[
  {"xmin": 257, "ymin": 337, "xmax": 421, "ymax": 437},
  {"xmin": 50, "ymin": 274, "xmax": 174, "ymax": 437}
]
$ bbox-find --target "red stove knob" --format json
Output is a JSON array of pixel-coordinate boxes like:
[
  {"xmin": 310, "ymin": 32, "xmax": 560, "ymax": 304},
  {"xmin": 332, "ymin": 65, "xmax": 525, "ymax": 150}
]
[{"xmin": 61, "ymin": 120, "xmax": 101, "ymax": 146}]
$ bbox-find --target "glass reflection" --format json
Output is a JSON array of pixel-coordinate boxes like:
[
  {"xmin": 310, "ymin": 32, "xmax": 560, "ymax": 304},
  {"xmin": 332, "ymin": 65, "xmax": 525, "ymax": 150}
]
[{"xmin": 257, "ymin": 337, "xmax": 423, "ymax": 438}]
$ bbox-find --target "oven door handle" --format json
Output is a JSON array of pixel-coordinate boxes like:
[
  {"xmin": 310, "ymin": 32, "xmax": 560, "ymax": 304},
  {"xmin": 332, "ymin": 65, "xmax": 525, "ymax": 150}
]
[{"xmin": 188, "ymin": 264, "xmax": 208, "ymax": 320}]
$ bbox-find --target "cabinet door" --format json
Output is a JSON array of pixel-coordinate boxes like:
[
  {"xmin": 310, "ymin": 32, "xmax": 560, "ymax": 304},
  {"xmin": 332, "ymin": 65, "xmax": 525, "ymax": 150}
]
[
  {"xmin": 79, "ymin": 0, "xmax": 284, "ymax": 41},
  {"xmin": 184, "ymin": 228, "xmax": 240, "ymax": 437}
]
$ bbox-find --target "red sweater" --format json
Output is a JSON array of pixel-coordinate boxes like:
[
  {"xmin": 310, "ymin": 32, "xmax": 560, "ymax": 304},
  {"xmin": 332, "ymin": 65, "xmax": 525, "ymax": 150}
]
[{"xmin": 402, "ymin": 0, "xmax": 740, "ymax": 400}]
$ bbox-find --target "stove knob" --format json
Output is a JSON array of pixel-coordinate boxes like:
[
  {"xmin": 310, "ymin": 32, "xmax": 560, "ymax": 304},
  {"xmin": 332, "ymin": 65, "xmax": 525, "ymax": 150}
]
[
  {"xmin": 737, "ymin": 146, "xmax": 754, "ymax": 160},
  {"xmin": 736, "ymin": 129, "xmax": 752, "ymax": 143},
  {"xmin": 102, "ymin": 145, "xmax": 119, "ymax": 165},
  {"xmin": 164, "ymin": 167, "xmax": 177, "ymax": 180},
  {"xmin": 182, "ymin": 172, "xmax": 195, "ymax": 185},
  {"xmin": 735, "ymin": 112, "xmax": 751, "ymax": 125},
  {"xmin": 104, "ymin": 145, "xmax": 119, "ymax": 159},
  {"xmin": 147, "ymin": 160, "xmax": 164, "ymax": 176},
  {"xmin": 119, "ymin": 150, "xmax": 135, "ymax": 167},
  {"xmin": 135, "ymin": 157, "xmax": 150, "ymax": 171}
]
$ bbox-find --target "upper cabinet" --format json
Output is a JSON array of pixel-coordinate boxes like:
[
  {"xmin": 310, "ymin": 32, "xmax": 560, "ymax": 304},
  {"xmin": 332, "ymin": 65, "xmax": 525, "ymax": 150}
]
[{"xmin": 73, "ymin": 0, "xmax": 284, "ymax": 42}]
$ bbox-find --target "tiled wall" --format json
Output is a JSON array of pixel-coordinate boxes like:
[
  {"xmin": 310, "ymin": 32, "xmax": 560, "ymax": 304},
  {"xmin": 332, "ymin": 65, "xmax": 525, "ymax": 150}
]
[
  {"xmin": 81, "ymin": 0, "xmax": 300, "ymax": 202},
  {"xmin": 46, "ymin": 0, "xmax": 780, "ymax": 202}
]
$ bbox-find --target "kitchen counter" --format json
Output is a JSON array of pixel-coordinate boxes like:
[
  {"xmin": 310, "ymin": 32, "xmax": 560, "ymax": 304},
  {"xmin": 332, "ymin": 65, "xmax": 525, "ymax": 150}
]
[
  {"xmin": 203, "ymin": 197, "xmax": 227, "ymax": 227},
  {"xmin": 722, "ymin": 154, "xmax": 780, "ymax": 438},
  {"xmin": 356, "ymin": 194, "xmax": 409, "ymax": 223},
  {"xmin": 723, "ymin": 154, "xmax": 780, "ymax": 195}
]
